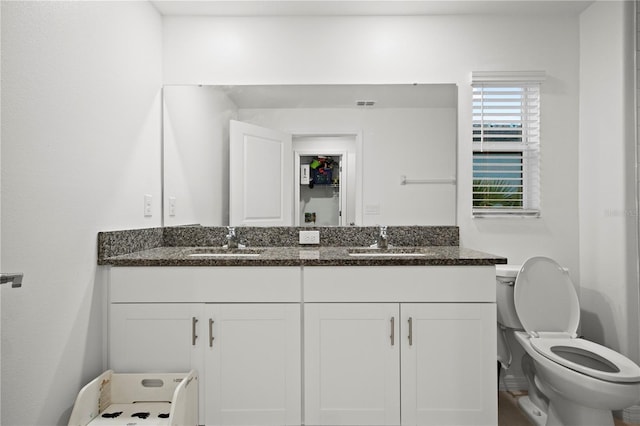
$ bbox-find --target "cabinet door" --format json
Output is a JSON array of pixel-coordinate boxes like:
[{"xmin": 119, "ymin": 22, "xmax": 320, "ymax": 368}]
[
  {"xmin": 109, "ymin": 303, "xmax": 203, "ymax": 373},
  {"xmin": 109, "ymin": 303, "xmax": 206, "ymax": 423},
  {"xmin": 305, "ymin": 303, "xmax": 400, "ymax": 426},
  {"xmin": 205, "ymin": 303, "xmax": 301, "ymax": 426},
  {"xmin": 401, "ymin": 303, "xmax": 497, "ymax": 426}
]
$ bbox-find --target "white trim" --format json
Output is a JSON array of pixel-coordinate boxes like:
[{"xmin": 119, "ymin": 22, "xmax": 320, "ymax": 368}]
[
  {"xmin": 474, "ymin": 209, "xmax": 540, "ymax": 218},
  {"xmin": 499, "ymin": 374, "xmax": 529, "ymax": 392},
  {"xmin": 289, "ymin": 129, "xmax": 363, "ymax": 225},
  {"xmin": 472, "ymin": 81, "xmax": 542, "ymax": 217},
  {"xmin": 471, "ymin": 70, "xmax": 546, "ymax": 84},
  {"xmin": 621, "ymin": 405, "xmax": 640, "ymax": 423},
  {"xmin": 294, "ymin": 148, "xmax": 348, "ymax": 226}
]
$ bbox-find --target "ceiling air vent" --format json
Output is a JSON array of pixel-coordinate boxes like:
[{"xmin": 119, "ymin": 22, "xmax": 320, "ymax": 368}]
[{"xmin": 356, "ymin": 100, "xmax": 376, "ymax": 107}]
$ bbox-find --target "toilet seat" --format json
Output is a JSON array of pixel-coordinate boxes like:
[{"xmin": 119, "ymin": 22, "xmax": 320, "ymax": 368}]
[
  {"xmin": 514, "ymin": 256, "xmax": 640, "ymax": 383},
  {"xmin": 529, "ymin": 335, "xmax": 640, "ymax": 383}
]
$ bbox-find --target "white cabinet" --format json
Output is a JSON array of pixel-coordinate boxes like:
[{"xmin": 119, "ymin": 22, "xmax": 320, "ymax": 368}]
[
  {"xmin": 304, "ymin": 303, "xmax": 400, "ymax": 426},
  {"xmin": 110, "ymin": 303, "xmax": 202, "ymax": 374},
  {"xmin": 205, "ymin": 303, "xmax": 300, "ymax": 426},
  {"xmin": 108, "ymin": 264, "xmax": 497, "ymax": 426},
  {"xmin": 110, "ymin": 303, "xmax": 207, "ymax": 422},
  {"xmin": 108, "ymin": 267, "xmax": 301, "ymax": 426},
  {"xmin": 303, "ymin": 266, "xmax": 497, "ymax": 426},
  {"xmin": 304, "ymin": 303, "xmax": 496, "ymax": 426},
  {"xmin": 400, "ymin": 303, "xmax": 496, "ymax": 426}
]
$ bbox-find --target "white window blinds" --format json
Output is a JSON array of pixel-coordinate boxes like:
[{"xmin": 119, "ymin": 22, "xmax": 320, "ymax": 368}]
[{"xmin": 472, "ymin": 71, "xmax": 544, "ymax": 217}]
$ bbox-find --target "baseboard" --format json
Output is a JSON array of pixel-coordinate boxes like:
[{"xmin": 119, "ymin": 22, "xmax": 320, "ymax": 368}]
[
  {"xmin": 502, "ymin": 376, "xmax": 640, "ymax": 423},
  {"xmin": 617, "ymin": 405, "xmax": 640, "ymax": 424},
  {"xmin": 498, "ymin": 374, "xmax": 528, "ymax": 392}
]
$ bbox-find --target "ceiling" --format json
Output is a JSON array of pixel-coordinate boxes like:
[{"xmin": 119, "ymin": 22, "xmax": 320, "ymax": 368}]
[{"xmin": 150, "ymin": 0, "xmax": 595, "ymax": 17}]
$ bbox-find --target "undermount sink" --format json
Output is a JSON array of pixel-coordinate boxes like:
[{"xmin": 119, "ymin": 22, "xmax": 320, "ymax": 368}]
[
  {"xmin": 185, "ymin": 248, "xmax": 263, "ymax": 258},
  {"xmin": 347, "ymin": 248, "xmax": 430, "ymax": 257}
]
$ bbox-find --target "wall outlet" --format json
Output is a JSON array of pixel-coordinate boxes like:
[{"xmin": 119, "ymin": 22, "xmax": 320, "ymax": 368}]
[
  {"xmin": 299, "ymin": 230, "xmax": 320, "ymax": 245},
  {"xmin": 365, "ymin": 204, "xmax": 380, "ymax": 215}
]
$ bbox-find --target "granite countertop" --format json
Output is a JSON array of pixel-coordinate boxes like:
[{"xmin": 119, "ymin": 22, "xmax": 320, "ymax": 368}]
[
  {"xmin": 101, "ymin": 245, "xmax": 506, "ymax": 267},
  {"xmin": 97, "ymin": 226, "xmax": 507, "ymax": 267}
]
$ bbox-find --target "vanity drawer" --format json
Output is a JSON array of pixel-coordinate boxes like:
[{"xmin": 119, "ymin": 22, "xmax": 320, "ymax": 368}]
[
  {"xmin": 303, "ymin": 265, "xmax": 495, "ymax": 302},
  {"xmin": 110, "ymin": 266, "xmax": 300, "ymax": 303}
]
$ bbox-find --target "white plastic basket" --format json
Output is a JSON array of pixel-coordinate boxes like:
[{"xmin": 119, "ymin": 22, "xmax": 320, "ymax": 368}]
[{"xmin": 68, "ymin": 370, "xmax": 198, "ymax": 426}]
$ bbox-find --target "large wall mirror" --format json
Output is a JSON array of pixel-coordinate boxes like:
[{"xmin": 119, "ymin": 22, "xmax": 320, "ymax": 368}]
[{"xmin": 162, "ymin": 84, "xmax": 458, "ymax": 227}]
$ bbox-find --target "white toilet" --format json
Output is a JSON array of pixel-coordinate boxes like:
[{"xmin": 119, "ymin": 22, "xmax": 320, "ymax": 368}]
[{"xmin": 496, "ymin": 256, "xmax": 640, "ymax": 426}]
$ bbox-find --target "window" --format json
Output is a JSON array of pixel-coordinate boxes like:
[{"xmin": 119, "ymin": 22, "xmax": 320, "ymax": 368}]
[{"xmin": 472, "ymin": 71, "xmax": 544, "ymax": 217}]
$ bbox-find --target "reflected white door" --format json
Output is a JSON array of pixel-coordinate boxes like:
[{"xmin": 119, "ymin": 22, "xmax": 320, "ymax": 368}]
[{"xmin": 229, "ymin": 120, "xmax": 293, "ymax": 226}]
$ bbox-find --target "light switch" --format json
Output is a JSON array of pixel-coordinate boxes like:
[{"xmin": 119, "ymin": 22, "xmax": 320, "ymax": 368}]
[
  {"xmin": 169, "ymin": 197, "xmax": 176, "ymax": 217},
  {"xmin": 144, "ymin": 194, "xmax": 152, "ymax": 217}
]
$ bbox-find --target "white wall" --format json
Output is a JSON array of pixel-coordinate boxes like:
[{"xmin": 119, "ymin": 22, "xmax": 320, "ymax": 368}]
[
  {"xmin": 164, "ymin": 86, "xmax": 238, "ymax": 226},
  {"xmin": 163, "ymin": 14, "xmax": 581, "ymax": 277},
  {"xmin": 579, "ymin": 1, "xmax": 639, "ymax": 361},
  {"xmin": 241, "ymin": 107, "xmax": 457, "ymax": 226},
  {"xmin": 1, "ymin": 2, "xmax": 162, "ymax": 424}
]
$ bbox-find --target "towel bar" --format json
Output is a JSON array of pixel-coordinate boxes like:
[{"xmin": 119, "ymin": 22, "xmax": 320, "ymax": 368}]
[
  {"xmin": 400, "ymin": 175, "xmax": 456, "ymax": 185},
  {"xmin": 0, "ymin": 273, "xmax": 23, "ymax": 288}
]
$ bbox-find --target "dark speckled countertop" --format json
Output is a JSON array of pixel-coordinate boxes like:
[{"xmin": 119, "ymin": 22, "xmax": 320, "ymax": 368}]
[
  {"xmin": 98, "ymin": 226, "xmax": 507, "ymax": 267},
  {"xmin": 102, "ymin": 245, "xmax": 505, "ymax": 266}
]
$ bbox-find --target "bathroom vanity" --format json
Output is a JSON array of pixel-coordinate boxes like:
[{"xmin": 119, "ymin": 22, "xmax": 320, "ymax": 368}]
[{"xmin": 98, "ymin": 226, "xmax": 506, "ymax": 426}]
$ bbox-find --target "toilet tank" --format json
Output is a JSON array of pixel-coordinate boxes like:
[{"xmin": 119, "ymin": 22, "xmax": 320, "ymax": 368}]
[{"xmin": 496, "ymin": 265, "xmax": 523, "ymax": 329}]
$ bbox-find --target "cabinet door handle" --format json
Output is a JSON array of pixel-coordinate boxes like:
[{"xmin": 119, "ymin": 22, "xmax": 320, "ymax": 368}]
[
  {"xmin": 390, "ymin": 317, "xmax": 395, "ymax": 345},
  {"xmin": 192, "ymin": 317, "xmax": 198, "ymax": 346},
  {"xmin": 209, "ymin": 318, "xmax": 215, "ymax": 347},
  {"xmin": 408, "ymin": 317, "xmax": 413, "ymax": 346}
]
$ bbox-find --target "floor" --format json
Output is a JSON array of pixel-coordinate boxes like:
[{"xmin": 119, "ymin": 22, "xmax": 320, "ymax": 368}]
[{"xmin": 498, "ymin": 391, "xmax": 639, "ymax": 426}]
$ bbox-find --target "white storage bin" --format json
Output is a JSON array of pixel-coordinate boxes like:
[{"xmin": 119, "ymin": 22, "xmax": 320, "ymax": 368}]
[{"xmin": 68, "ymin": 370, "xmax": 198, "ymax": 426}]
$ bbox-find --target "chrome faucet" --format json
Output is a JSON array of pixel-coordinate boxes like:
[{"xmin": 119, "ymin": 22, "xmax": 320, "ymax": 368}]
[
  {"xmin": 371, "ymin": 225, "xmax": 389, "ymax": 249},
  {"xmin": 224, "ymin": 226, "xmax": 242, "ymax": 249}
]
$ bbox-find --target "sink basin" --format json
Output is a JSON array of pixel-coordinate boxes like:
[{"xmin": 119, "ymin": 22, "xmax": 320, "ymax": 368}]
[
  {"xmin": 185, "ymin": 248, "xmax": 263, "ymax": 258},
  {"xmin": 347, "ymin": 248, "xmax": 430, "ymax": 257}
]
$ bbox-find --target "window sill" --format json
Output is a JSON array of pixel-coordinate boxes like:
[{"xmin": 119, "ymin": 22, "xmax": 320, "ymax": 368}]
[{"xmin": 473, "ymin": 209, "xmax": 540, "ymax": 219}]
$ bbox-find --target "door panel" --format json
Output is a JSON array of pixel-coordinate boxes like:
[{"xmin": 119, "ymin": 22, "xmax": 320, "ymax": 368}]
[
  {"xmin": 109, "ymin": 303, "xmax": 202, "ymax": 373},
  {"xmin": 401, "ymin": 303, "xmax": 497, "ymax": 426},
  {"xmin": 305, "ymin": 303, "xmax": 400, "ymax": 426},
  {"xmin": 205, "ymin": 303, "xmax": 301, "ymax": 426},
  {"xmin": 229, "ymin": 120, "xmax": 292, "ymax": 225},
  {"xmin": 109, "ymin": 303, "xmax": 206, "ymax": 423}
]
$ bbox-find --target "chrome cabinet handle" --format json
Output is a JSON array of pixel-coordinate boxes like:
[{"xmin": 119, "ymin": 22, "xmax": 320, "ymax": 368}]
[
  {"xmin": 192, "ymin": 317, "xmax": 198, "ymax": 346},
  {"xmin": 209, "ymin": 319, "xmax": 215, "ymax": 347},
  {"xmin": 408, "ymin": 317, "xmax": 413, "ymax": 346},
  {"xmin": 390, "ymin": 317, "xmax": 395, "ymax": 346},
  {"xmin": 0, "ymin": 273, "xmax": 23, "ymax": 288}
]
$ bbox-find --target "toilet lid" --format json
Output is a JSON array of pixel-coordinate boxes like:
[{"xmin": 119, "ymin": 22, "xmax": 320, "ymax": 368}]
[{"xmin": 514, "ymin": 257, "xmax": 580, "ymax": 335}]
